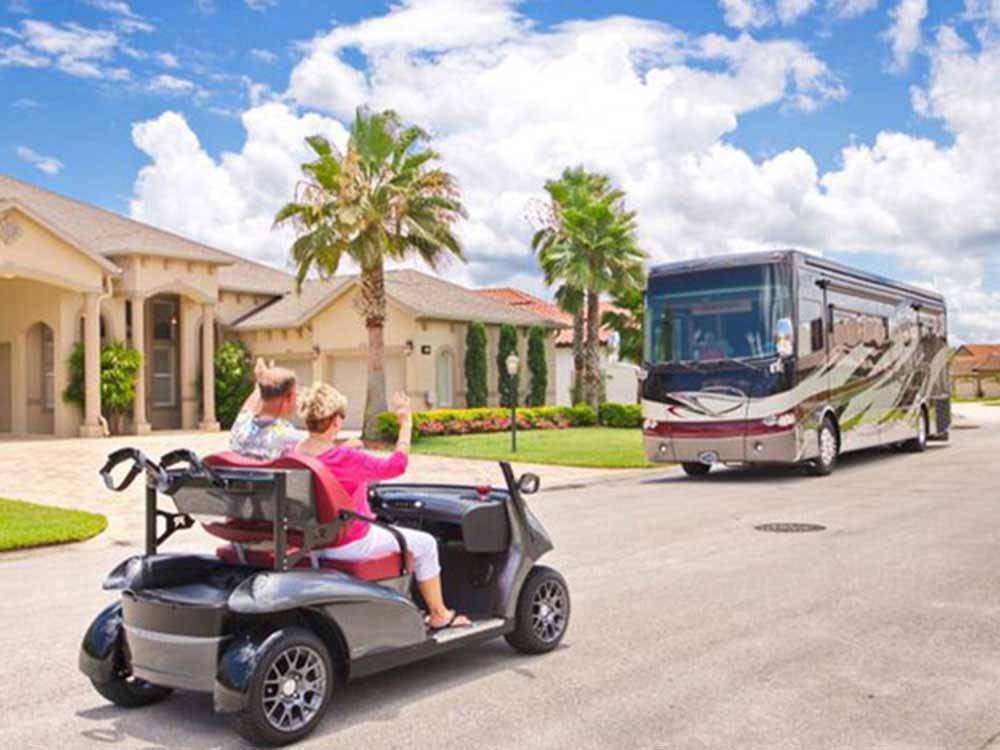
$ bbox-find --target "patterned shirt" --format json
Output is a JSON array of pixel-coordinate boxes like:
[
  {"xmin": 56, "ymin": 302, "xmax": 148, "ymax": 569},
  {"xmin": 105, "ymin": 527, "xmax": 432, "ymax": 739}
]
[{"xmin": 229, "ymin": 409, "xmax": 306, "ymax": 460}]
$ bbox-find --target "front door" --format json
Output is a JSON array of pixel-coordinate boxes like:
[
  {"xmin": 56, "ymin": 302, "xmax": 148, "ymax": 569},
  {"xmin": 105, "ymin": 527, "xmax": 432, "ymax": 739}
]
[
  {"xmin": 148, "ymin": 297, "xmax": 181, "ymax": 430},
  {"xmin": 0, "ymin": 342, "xmax": 10, "ymax": 433}
]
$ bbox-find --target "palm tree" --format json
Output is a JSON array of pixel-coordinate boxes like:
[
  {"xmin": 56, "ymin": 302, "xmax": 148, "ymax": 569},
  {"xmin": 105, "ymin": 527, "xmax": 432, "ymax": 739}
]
[
  {"xmin": 531, "ymin": 167, "xmax": 645, "ymax": 411},
  {"xmin": 602, "ymin": 280, "xmax": 646, "ymax": 364},
  {"xmin": 275, "ymin": 108, "xmax": 466, "ymax": 438}
]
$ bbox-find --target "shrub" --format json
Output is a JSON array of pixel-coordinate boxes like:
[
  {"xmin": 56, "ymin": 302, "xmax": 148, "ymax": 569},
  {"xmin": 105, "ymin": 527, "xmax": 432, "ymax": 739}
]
[
  {"xmin": 464, "ymin": 322, "xmax": 489, "ymax": 407},
  {"xmin": 527, "ymin": 326, "xmax": 547, "ymax": 406},
  {"xmin": 599, "ymin": 402, "xmax": 642, "ymax": 428},
  {"xmin": 567, "ymin": 402, "xmax": 597, "ymax": 426},
  {"xmin": 374, "ymin": 405, "xmax": 586, "ymax": 439},
  {"xmin": 497, "ymin": 323, "xmax": 519, "ymax": 408},
  {"xmin": 214, "ymin": 340, "xmax": 255, "ymax": 428},
  {"xmin": 64, "ymin": 340, "xmax": 142, "ymax": 435}
]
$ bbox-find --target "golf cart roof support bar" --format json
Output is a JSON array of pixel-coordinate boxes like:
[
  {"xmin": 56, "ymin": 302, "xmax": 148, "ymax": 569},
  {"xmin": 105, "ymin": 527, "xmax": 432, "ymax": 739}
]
[{"xmin": 145, "ymin": 483, "xmax": 157, "ymax": 556}]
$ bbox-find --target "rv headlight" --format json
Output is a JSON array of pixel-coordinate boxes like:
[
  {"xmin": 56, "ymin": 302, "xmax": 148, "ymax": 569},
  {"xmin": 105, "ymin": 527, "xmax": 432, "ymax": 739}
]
[
  {"xmin": 762, "ymin": 411, "xmax": 796, "ymax": 428},
  {"xmin": 637, "ymin": 366, "xmax": 649, "ymax": 382},
  {"xmin": 643, "ymin": 418, "xmax": 658, "ymax": 431}
]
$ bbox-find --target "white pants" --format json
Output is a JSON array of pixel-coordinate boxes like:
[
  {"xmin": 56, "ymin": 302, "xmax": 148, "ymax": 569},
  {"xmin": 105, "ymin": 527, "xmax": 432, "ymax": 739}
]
[{"xmin": 315, "ymin": 525, "xmax": 440, "ymax": 582}]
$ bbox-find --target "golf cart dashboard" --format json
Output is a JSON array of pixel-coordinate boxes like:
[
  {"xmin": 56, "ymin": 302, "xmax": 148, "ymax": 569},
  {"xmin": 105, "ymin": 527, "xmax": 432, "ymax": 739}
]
[{"xmin": 370, "ymin": 484, "xmax": 510, "ymax": 553}]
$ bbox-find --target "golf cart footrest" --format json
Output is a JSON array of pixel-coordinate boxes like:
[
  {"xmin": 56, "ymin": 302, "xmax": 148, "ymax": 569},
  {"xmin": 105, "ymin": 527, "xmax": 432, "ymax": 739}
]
[{"xmin": 216, "ymin": 544, "xmax": 414, "ymax": 582}]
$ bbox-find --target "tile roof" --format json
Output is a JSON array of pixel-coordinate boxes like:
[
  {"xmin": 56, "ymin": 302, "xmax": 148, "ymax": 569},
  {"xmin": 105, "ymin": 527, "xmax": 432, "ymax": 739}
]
[
  {"xmin": 234, "ymin": 269, "xmax": 560, "ymax": 330},
  {"xmin": 0, "ymin": 174, "xmax": 234, "ymax": 264},
  {"xmin": 216, "ymin": 256, "xmax": 295, "ymax": 295},
  {"xmin": 955, "ymin": 344, "xmax": 1000, "ymax": 364},
  {"xmin": 477, "ymin": 287, "xmax": 616, "ymax": 346}
]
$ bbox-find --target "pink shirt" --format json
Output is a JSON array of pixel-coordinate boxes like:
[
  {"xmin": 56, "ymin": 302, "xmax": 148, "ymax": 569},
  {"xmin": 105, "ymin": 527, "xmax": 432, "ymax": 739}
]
[{"xmin": 315, "ymin": 447, "xmax": 409, "ymax": 545}]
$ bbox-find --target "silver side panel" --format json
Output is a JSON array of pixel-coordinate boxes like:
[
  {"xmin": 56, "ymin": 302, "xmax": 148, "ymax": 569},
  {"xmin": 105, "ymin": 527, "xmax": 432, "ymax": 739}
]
[{"xmin": 125, "ymin": 625, "xmax": 226, "ymax": 692}]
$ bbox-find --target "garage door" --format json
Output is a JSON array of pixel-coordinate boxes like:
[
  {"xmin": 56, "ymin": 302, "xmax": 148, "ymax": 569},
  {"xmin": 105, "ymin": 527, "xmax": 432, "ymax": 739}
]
[
  {"xmin": 272, "ymin": 358, "xmax": 314, "ymax": 392},
  {"xmin": 0, "ymin": 343, "xmax": 10, "ymax": 433},
  {"xmin": 328, "ymin": 355, "xmax": 405, "ymax": 430}
]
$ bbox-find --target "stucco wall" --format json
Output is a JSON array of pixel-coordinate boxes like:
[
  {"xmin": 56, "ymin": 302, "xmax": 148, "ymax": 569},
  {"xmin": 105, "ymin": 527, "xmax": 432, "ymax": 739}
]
[{"xmin": 0, "ymin": 210, "xmax": 105, "ymax": 292}]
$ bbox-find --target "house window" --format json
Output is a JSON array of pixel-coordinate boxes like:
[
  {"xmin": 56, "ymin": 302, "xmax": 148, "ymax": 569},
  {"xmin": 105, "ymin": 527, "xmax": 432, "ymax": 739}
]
[
  {"xmin": 42, "ymin": 325, "xmax": 54, "ymax": 410},
  {"xmin": 436, "ymin": 349, "xmax": 453, "ymax": 407}
]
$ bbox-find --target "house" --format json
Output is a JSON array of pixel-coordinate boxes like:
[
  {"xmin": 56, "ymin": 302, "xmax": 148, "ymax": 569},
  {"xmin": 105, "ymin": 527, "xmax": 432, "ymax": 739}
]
[
  {"xmin": 477, "ymin": 287, "xmax": 639, "ymax": 405},
  {"xmin": 951, "ymin": 344, "xmax": 1000, "ymax": 398},
  {"xmin": 230, "ymin": 271, "xmax": 562, "ymax": 428},
  {"xmin": 0, "ymin": 175, "xmax": 561, "ymax": 437}
]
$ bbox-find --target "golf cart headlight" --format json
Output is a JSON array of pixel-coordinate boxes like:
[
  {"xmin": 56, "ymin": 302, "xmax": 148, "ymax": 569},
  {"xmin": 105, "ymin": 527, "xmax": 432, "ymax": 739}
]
[{"xmin": 763, "ymin": 411, "xmax": 796, "ymax": 428}]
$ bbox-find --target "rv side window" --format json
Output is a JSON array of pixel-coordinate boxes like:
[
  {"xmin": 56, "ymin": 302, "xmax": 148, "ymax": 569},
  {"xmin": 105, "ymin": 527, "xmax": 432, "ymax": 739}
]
[{"xmin": 798, "ymin": 299, "xmax": 825, "ymax": 356}]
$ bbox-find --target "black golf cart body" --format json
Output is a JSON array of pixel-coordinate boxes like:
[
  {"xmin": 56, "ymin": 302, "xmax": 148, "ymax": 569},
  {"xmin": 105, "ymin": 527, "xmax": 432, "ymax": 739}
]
[{"xmin": 79, "ymin": 448, "xmax": 568, "ymax": 745}]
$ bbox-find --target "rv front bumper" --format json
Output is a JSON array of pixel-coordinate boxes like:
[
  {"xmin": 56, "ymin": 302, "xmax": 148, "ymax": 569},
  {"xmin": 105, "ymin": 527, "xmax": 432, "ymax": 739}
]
[{"xmin": 643, "ymin": 425, "xmax": 802, "ymax": 465}]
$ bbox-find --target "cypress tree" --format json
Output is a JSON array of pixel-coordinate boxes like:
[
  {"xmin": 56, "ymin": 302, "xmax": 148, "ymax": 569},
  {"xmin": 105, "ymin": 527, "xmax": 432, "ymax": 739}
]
[
  {"xmin": 497, "ymin": 323, "xmax": 519, "ymax": 408},
  {"xmin": 527, "ymin": 326, "xmax": 548, "ymax": 406},
  {"xmin": 464, "ymin": 321, "xmax": 488, "ymax": 407}
]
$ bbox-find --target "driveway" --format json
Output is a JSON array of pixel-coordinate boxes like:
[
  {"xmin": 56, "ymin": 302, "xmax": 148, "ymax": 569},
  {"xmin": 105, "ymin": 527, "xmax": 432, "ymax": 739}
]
[
  {"xmin": 1, "ymin": 403, "xmax": 998, "ymax": 749},
  {"xmin": 0, "ymin": 429, "xmax": 650, "ymax": 545}
]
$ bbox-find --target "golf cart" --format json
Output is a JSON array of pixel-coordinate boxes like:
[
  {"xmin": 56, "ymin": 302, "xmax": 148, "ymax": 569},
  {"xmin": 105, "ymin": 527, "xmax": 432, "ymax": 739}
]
[{"xmin": 79, "ymin": 448, "xmax": 570, "ymax": 746}]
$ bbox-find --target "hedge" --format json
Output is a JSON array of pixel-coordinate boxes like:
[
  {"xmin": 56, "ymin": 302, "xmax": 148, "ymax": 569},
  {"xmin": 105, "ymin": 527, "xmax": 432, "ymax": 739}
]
[
  {"xmin": 598, "ymin": 402, "xmax": 642, "ymax": 428},
  {"xmin": 371, "ymin": 401, "xmax": 648, "ymax": 441}
]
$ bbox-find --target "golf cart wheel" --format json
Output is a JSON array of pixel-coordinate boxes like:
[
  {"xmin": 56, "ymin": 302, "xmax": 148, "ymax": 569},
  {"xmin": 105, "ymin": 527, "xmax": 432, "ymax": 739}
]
[
  {"xmin": 505, "ymin": 565, "xmax": 570, "ymax": 655},
  {"xmin": 232, "ymin": 627, "xmax": 333, "ymax": 747},
  {"xmin": 91, "ymin": 675, "xmax": 172, "ymax": 708},
  {"xmin": 808, "ymin": 416, "xmax": 839, "ymax": 476},
  {"xmin": 900, "ymin": 407, "xmax": 929, "ymax": 453},
  {"xmin": 681, "ymin": 462, "xmax": 711, "ymax": 477}
]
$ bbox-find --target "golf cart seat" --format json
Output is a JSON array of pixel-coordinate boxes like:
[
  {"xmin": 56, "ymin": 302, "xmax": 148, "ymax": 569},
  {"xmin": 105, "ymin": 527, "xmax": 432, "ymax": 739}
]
[{"xmin": 193, "ymin": 452, "xmax": 411, "ymax": 582}]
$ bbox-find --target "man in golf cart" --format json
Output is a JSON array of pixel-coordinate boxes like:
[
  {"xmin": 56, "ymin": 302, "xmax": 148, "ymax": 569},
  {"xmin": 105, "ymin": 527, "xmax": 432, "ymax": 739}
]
[{"xmin": 229, "ymin": 361, "xmax": 469, "ymax": 631}]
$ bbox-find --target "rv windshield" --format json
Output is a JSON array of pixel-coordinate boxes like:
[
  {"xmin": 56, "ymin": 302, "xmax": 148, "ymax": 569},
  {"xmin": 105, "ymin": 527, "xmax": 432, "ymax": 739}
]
[{"xmin": 645, "ymin": 264, "xmax": 793, "ymax": 364}]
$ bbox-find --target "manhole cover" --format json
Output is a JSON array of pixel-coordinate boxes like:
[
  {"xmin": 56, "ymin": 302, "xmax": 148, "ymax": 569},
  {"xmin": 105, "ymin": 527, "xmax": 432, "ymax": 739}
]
[{"xmin": 755, "ymin": 522, "xmax": 826, "ymax": 533}]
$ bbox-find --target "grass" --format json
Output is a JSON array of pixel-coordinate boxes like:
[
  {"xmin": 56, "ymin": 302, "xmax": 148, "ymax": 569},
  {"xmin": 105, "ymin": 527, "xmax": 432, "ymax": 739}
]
[
  {"xmin": 411, "ymin": 427, "xmax": 654, "ymax": 469},
  {"xmin": 0, "ymin": 498, "xmax": 107, "ymax": 552}
]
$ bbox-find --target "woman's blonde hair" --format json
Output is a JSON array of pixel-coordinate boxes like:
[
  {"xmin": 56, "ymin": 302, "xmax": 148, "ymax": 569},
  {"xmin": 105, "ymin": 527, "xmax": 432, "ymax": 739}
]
[{"xmin": 297, "ymin": 382, "xmax": 348, "ymax": 433}]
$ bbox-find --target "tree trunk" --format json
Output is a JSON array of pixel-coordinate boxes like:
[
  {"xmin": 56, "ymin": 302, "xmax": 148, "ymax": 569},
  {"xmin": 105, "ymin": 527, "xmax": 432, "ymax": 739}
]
[
  {"xmin": 571, "ymin": 307, "xmax": 584, "ymax": 404},
  {"xmin": 361, "ymin": 261, "xmax": 388, "ymax": 441},
  {"xmin": 584, "ymin": 289, "xmax": 602, "ymax": 412}
]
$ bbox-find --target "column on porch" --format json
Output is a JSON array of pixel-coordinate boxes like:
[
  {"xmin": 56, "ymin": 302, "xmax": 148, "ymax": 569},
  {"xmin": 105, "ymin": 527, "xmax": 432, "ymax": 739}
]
[
  {"xmin": 78, "ymin": 291, "xmax": 103, "ymax": 437},
  {"xmin": 198, "ymin": 303, "xmax": 220, "ymax": 431},
  {"xmin": 131, "ymin": 295, "xmax": 151, "ymax": 434}
]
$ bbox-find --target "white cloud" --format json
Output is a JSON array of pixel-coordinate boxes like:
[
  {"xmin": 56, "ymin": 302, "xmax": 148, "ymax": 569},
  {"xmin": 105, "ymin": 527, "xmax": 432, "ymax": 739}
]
[
  {"xmin": 130, "ymin": 105, "xmax": 349, "ymax": 267},
  {"xmin": 16, "ymin": 145, "xmax": 63, "ymax": 175},
  {"xmin": 156, "ymin": 52, "xmax": 180, "ymax": 68},
  {"xmin": 777, "ymin": 0, "xmax": 817, "ymax": 24},
  {"xmin": 127, "ymin": 0, "xmax": 1000, "ymax": 339},
  {"xmin": 884, "ymin": 0, "xmax": 928, "ymax": 71},
  {"xmin": 245, "ymin": 0, "xmax": 276, "ymax": 10},
  {"xmin": 0, "ymin": 43, "xmax": 49, "ymax": 68},
  {"xmin": 0, "ymin": 19, "xmax": 126, "ymax": 78},
  {"xmin": 146, "ymin": 73, "xmax": 198, "ymax": 95},
  {"xmin": 828, "ymin": 0, "xmax": 880, "ymax": 18},
  {"xmin": 12, "ymin": 97, "xmax": 38, "ymax": 107},
  {"xmin": 250, "ymin": 47, "xmax": 278, "ymax": 63},
  {"xmin": 964, "ymin": 0, "xmax": 1000, "ymax": 24},
  {"xmin": 719, "ymin": 0, "xmax": 773, "ymax": 28}
]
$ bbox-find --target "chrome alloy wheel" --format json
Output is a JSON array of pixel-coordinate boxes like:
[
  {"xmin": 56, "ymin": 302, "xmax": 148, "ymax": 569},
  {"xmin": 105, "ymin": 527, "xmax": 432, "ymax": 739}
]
[
  {"xmin": 261, "ymin": 645, "xmax": 328, "ymax": 733},
  {"xmin": 819, "ymin": 423, "xmax": 837, "ymax": 468},
  {"xmin": 532, "ymin": 579, "xmax": 568, "ymax": 643}
]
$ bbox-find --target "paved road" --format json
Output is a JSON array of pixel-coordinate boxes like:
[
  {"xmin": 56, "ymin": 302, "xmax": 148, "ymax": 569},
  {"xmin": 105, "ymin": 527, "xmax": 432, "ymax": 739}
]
[{"xmin": 2, "ymin": 405, "xmax": 999, "ymax": 749}]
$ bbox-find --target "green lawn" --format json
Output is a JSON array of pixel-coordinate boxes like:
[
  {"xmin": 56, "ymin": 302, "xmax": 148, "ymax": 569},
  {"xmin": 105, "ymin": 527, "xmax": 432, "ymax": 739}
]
[
  {"xmin": 0, "ymin": 498, "xmax": 107, "ymax": 552},
  {"xmin": 411, "ymin": 427, "xmax": 653, "ymax": 468}
]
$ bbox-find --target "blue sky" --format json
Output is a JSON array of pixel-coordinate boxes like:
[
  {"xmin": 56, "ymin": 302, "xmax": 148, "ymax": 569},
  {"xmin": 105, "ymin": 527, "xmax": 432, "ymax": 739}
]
[{"xmin": 2, "ymin": 0, "xmax": 999, "ymax": 339}]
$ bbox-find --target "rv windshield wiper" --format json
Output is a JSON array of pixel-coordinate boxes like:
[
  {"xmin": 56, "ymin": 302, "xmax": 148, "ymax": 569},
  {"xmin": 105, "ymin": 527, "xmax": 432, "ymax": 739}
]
[{"xmin": 696, "ymin": 357, "xmax": 772, "ymax": 373}]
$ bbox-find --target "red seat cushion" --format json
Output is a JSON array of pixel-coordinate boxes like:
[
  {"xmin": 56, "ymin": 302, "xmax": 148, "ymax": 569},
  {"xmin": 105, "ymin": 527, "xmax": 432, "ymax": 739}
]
[{"xmin": 216, "ymin": 543, "xmax": 412, "ymax": 581}]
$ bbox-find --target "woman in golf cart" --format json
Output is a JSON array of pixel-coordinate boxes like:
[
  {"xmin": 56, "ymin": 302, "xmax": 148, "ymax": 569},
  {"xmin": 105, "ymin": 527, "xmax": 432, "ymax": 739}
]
[{"xmin": 296, "ymin": 383, "xmax": 471, "ymax": 632}]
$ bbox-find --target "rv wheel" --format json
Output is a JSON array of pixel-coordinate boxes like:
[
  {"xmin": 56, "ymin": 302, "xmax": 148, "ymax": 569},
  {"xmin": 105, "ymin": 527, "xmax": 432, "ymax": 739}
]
[
  {"xmin": 91, "ymin": 675, "xmax": 172, "ymax": 708},
  {"xmin": 901, "ymin": 407, "xmax": 929, "ymax": 453},
  {"xmin": 506, "ymin": 566, "xmax": 570, "ymax": 655},
  {"xmin": 232, "ymin": 627, "xmax": 333, "ymax": 747},
  {"xmin": 809, "ymin": 417, "xmax": 839, "ymax": 476},
  {"xmin": 681, "ymin": 462, "xmax": 711, "ymax": 477}
]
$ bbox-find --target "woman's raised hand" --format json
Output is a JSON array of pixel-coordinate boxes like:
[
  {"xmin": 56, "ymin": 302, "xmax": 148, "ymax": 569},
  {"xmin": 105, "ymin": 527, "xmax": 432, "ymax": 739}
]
[{"xmin": 392, "ymin": 391, "xmax": 411, "ymax": 418}]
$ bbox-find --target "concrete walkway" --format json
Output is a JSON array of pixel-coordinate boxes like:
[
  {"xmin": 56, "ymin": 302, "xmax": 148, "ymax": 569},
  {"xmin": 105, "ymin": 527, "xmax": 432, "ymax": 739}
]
[{"xmin": 0, "ymin": 429, "xmax": 666, "ymax": 547}]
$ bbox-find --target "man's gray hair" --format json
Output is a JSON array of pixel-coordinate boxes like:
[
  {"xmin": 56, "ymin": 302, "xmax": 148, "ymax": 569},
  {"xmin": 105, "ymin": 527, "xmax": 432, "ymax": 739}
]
[{"xmin": 258, "ymin": 366, "xmax": 296, "ymax": 401}]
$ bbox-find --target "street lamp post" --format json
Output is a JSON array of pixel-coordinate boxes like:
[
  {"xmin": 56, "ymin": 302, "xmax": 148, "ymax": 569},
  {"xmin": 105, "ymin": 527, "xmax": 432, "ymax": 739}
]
[{"xmin": 505, "ymin": 352, "xmax": 520, "ymax": 453}]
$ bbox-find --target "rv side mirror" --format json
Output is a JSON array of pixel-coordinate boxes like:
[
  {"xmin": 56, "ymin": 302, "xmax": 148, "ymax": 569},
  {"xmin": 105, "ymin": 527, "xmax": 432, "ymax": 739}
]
[{"xmin": 518, "ymin": 473, "xmax": 541, "ymax": 495}]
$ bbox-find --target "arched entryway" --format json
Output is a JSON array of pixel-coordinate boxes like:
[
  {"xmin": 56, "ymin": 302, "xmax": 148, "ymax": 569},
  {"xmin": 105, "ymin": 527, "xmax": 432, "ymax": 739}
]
[{"xmin": 25, "ymin": 321, "xmax": 55, "ymax": 435}]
